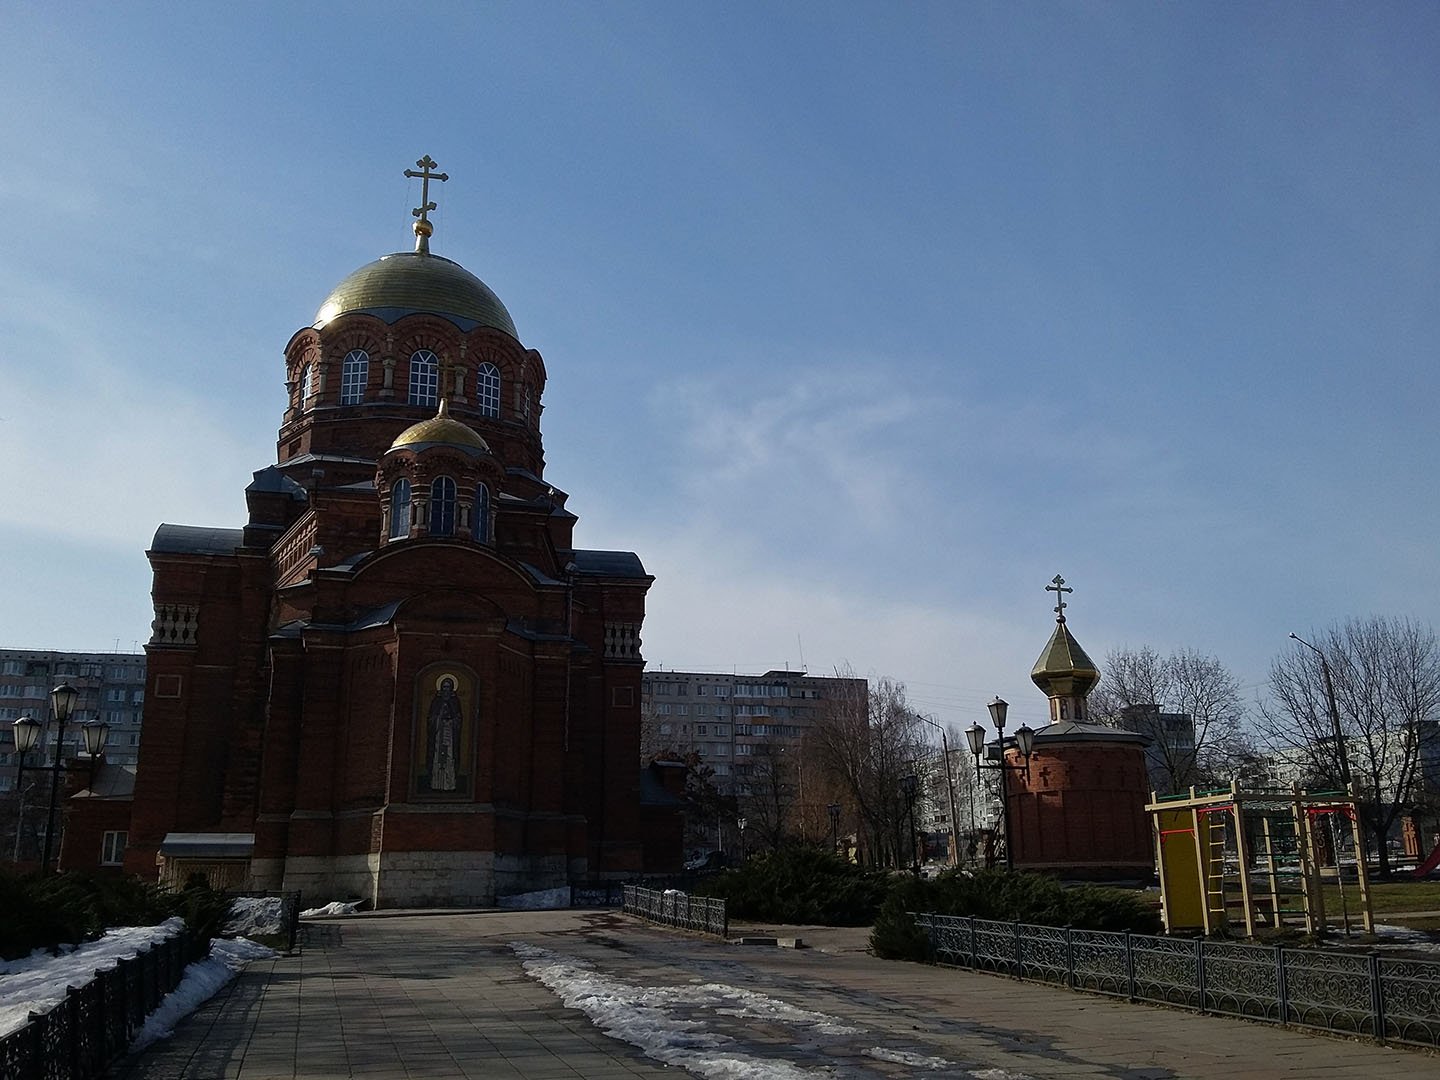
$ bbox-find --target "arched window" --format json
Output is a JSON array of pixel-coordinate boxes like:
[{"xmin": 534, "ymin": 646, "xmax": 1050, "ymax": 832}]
[
  {"xmin": 430, "ymin": 476, "xmax": 456, "ymax": 536},
  {"xmin": 477, "ymin": 362, "xmax": 501, "ymax": 418},
  {"xmin": 409, "ymin": 350, "xmax": 439, "ymax": 407},
  {"xmin": 300, "ymin": 363, "xmax": 315, "ymax": 408},
  {"xmin": 389, "ymin": 479, "xmax": 411, "ymax": 539},
  {"xmin": 340, "ymin": 349, "xmax": 369, "ymax": 405},
  {"xmin": 473, "ymin": 484, "xmax": 491, "ymax": 543}
]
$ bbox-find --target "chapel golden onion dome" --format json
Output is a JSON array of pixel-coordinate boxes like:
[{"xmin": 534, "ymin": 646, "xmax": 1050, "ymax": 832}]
[
  {"xmin": 314, "ymin": 251, "xmax": 518, "ymax": 338},
  {"xmin": 389, "ymin": 400, "xmax": 491, "ymax": 455},
  {"xmin": 1030, "ymin": 619, "xmax": 1101, "ymax": 697}
]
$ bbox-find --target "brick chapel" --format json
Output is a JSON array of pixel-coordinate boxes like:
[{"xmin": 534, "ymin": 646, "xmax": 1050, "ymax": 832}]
[{"xmin": 122, "ymin": 158, "xmax": 671, "ymax": 906}]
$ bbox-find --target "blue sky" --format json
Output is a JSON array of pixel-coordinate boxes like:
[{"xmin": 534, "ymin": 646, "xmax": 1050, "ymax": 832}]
[{"xmin": 1, "ymin": 3, "xmax": 1436, "ymax": 732}]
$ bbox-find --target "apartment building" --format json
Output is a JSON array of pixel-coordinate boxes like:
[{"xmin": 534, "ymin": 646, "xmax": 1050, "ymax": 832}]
[
  {"xmin": 640, "ymin": 669, "xmax": 866, "ymax": 794},
  {"xmin": 0, "ymin": 649, "xmax": 147, "ymax": 793}
]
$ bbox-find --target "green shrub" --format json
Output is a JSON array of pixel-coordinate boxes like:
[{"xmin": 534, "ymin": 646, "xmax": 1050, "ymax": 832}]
[
  {"xmin": 871, "ymin": 869, "xmax": 1162, "ymax": 960},
  {"xmin": 0, "ymin": 868, "xmax": 232, "ymax": 961},
  {"xmin": 693, "ymin": 846, "xmax": 892, "ymax": 925}
]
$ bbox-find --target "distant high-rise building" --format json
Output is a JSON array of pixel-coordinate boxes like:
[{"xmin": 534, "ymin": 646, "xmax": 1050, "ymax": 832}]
[
  {"xmin": 1, "ymin": 647, "xmax": 145, "ymax": 866},
  {"xmin": 639, "ymin": 669, "xmax": 866, "ymax": 795}
]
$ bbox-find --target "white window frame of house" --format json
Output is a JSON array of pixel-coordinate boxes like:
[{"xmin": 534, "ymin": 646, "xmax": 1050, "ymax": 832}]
[
  {"xmin": 301, "ymin": 363, "xmax": 316, "ymax": 407},
  {"xmin": 477, "ymin": 362, "xmax": 501, "ymax": 417},
  {"xmin": 100, "ymin": 830, "xmax": 127, "ymax": 866},
  {"xmin": 408, "ymin": 349, "xmax": 440, "ymax": 407},
  {"xmin": 340, "ymin": 349, "xmax": 369, "ymax": 404},
  {"xmin": 429, "ymin": 476, "xmax": 457, "ymax": 536},
  {"xmin": 390, "ymin": 478, "xmax": 412, "ymax": 539}
]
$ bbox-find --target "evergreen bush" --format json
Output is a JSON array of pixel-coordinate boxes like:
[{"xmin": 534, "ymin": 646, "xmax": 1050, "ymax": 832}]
[
  {"xmin": 693, "ymin": 846, "xmax": 891, "ymax": 925},
  {"xmin": 0, "ymin": 867, "xmax": 232, "ymax": 961},
  {"xmin": 871, "ymin": 869, "xmax": 1162, "ymax": 960}
]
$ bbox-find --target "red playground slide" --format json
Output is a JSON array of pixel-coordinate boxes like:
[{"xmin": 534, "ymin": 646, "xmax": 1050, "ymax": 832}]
[{"xmin": 1414, "ymin": 843, "xmax": 1440, "ymax": 879}]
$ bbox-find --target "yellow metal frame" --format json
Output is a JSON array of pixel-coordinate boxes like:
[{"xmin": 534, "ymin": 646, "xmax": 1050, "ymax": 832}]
[{"xmin": 1146, "ymin": 783, "xmax": 1373, "ymax": 937}]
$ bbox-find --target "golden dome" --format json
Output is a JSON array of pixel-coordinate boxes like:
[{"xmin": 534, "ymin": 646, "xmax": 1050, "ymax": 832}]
[
  {"xmin": 389, "ymin": 400, "xmax": 491, "ymax": 454},
  {"xmin": 315, "ymin": 251, "xmax": 517, "ymax": 337},
  {"xmin": 1030, "ymin": 620, "xmax": 1101, "ymax": 697}
]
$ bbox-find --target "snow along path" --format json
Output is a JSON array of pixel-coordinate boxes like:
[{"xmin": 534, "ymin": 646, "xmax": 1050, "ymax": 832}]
[
  {"xmin": 0, "ymin": 918, "xmax": 185, "ymax": 1038},
  {"xmin": 511, "ymin": 941, "xmax": 1035, "ymax": 1079},
  {"xmin": 0, "ymin": 919, "xmax": 276, "ymax": 1052}
]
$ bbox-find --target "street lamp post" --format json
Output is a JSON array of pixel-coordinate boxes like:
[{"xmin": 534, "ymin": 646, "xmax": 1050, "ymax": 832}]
[
  {"xmin": 966, "ymin": 696, "xmax": 1036, "ymax": 872},
  {"xmin": 11, "ymin": 685, "xmax": 108, "ymax": 872},
  {"xmin": 11, "ymin": 715, "xmax": 41, "ymax": 863},
  {"xmin": 901, "ymin": 773, "xmax": 919, "ymax": 876},
  {"xmin": 917, "ymin": 714, "xmax": 963, "ymax": 866},
  {"xmin": 1288, "ymin": 632, "xmax": 1351, "ymax": 788},
  {"xmin": 737, "ymin": 816, "xmax": 747, "ymax": 861},
  {"xmin": 827, "ymin": 802, "xmax": 841, "ymax": 855},
  {"xmin": 1289, "ymin": 632, "xmax": 1355, "ymax": 935}
]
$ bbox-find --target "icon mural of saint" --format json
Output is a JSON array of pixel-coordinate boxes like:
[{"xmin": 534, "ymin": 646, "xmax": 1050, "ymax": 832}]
[{"xmin": 427, "ymin": 675, "xmax": 462, "ymax": 792}]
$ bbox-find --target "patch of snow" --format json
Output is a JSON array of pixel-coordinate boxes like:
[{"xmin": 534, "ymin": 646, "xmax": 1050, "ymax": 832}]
[
  {"xmin": 496, "ymin": 886, "xmax": 572, "ymax": 910},
  {"xmin": 1373, "ymin": 924, "xmax": 1440, "ymax": 954},
  {"xmin": 223, "ymin": 895, "xmax": 288, "ymax": 937},
  {"xmin": 511, "ymin": 941, "xmax": 860, "ymax": 1078},
  {"xmin": 300, "ymin": 900, "xmax": 362, "ymax": 918},
  {"xmin": 0, "ymin": 918, "xmax": 184, "ymax": 1038},
  {"xmin": 865, "ymin": 1046, "xmax": 955, "ymax": 1069},
  {"xmin": 970, "ymin": 1070, "xmax": 1037, "ymax": 1080},
  {"xmin": 130, "ymin": 937, "xmax": 277, "ymax": 1053}
]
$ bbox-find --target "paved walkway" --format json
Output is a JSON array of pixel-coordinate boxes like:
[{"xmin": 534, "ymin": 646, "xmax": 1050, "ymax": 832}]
[{"xmin": 115, "ymin": 910, "xmax": 1439, "ymax": 1079}]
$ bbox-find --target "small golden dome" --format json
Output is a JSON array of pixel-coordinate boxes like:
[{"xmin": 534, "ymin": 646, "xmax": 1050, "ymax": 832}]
[{"xmin": 390, "ymin": 400, "xmax": 490, "ymax": 454}]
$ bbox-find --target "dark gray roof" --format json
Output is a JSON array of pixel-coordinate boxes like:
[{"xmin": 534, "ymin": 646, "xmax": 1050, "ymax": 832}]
[
  {"xmin": 246, "ymin": 466, "xmax": 308, "ymax": 499},
  {"xmin": 518, "ymin": 562, "xmax": 564, "ymax": 586},
  {"xmin": 282, "ymin": 451, "xmax": 376, "ymax": 468},
  {"xmin": 151, "ymin": 524, "xmax": 244, "ymax": 555},
  {"xmin": 640, "ymin": 766, "xmax": 684, "ymax": 807},
  {"xmin": 72, "ymin": 763, "xmax": 136, "ymax": 800},
  {"xmin": 159, "ymin": 832, "xmax": 254, "ymax": 859},
  {"xmin": 571, "ymin": 549, "xmax": 648, "ymax": 578},
  {"xmin": 1035, "ymin": 721, "xmax": 1151, "ymax": 746},
  {"xmin": 270, "ymin": 601, "xmax": 403, "ymax": 639}
]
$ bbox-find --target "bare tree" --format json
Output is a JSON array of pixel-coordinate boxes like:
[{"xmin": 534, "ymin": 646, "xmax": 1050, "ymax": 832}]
[
  {"xmin": 804, "ymin": 671, "xmax": 927, "ymax": 868},
  {"xmin": 1255, "ymin": 616, "xmax": 1440, "ymax": 878},
  {"xmin": 1089, "ymin": 646, "xmax": 1247, "ymax": 794}
]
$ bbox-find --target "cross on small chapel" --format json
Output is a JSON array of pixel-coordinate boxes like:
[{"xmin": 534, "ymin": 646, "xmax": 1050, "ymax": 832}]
[
  {"xmin": 1046, "ymin": 574, "xmax": 1073, "ymax": 621},
  {"xmin": 404, "ymin": 155, "xmax": 449, "ymax": 251}
]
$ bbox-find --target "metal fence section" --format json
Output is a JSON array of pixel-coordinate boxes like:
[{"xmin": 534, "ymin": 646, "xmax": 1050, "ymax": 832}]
[
  {"xmin": 0, "ymin": 929, "xmax": 199, "ymax": 1080},
  {"xmin": 622, "ymin": 885, "xmax": 728, "ymax": 938},
  {"xmin": 914, "ymin": 912, "xmax": 1440, "ymax": 1050}
]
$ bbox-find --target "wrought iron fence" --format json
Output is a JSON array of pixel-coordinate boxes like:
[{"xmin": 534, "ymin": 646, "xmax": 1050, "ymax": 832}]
[
  {"xmin": 623, "ymin": 885, "xmax": 728, "ymax": 938},
  {"xmin": 913, "ymin": 912, "xmax": 1440, "ymax": 1050},
  {"xmin": 0, "ymin": 930, "xmax": 199, "ymax": 1080}
]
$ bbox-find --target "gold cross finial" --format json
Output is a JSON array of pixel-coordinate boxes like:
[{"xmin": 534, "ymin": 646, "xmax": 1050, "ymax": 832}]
[
  {"xmin": 1046, "ymin": 574, "xmax": 1073, "ymax": 622},
  {"xmin": 404, "ymin": 155, "xmax": 449, "ymax": 253}
]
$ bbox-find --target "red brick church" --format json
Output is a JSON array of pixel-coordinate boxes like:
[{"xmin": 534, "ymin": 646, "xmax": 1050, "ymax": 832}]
[{"xmin": 122, "ymin": 158, "xmax": 673, "ymax": 905}]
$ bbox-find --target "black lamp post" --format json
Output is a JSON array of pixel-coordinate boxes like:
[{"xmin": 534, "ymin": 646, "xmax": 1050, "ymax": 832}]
[
  {"xmin": 737, "ymin": 816, "xmax": 747, "ymax": 861},
  {"xmin": 966, "ymin": 696, "xmax": 1035, "ymax": 872},
  {"xmin": 901, "ymin": 772, "xmax": 919, "ymax": 876},
  {"xmin": 11, "ymin": 715, "xmax": 42, "ymax": 862},
  {"xmin": 827, "ymin": 802, "xmax": 841, "ymax": 854},
  {"xmin": 1289, "ymin": 632, "xmax": 1355, "ymax": 935},
  {"xmin": 11, "ymin": 684, "xmax": 107, "ymax": 872},
  {"xmin": 1288, "ymin": 633, "xmax": 1352, "ymax": 789}
]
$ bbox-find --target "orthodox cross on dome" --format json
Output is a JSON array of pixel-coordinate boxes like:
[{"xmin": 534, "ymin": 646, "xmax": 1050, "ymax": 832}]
[
  {"xmin": 404, "ymin": 155, "xmax": 449, "ymax": 254},
  {"xmin": 1046, "ymin": 574, "xmax": 1073, "ymax": 622}
]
